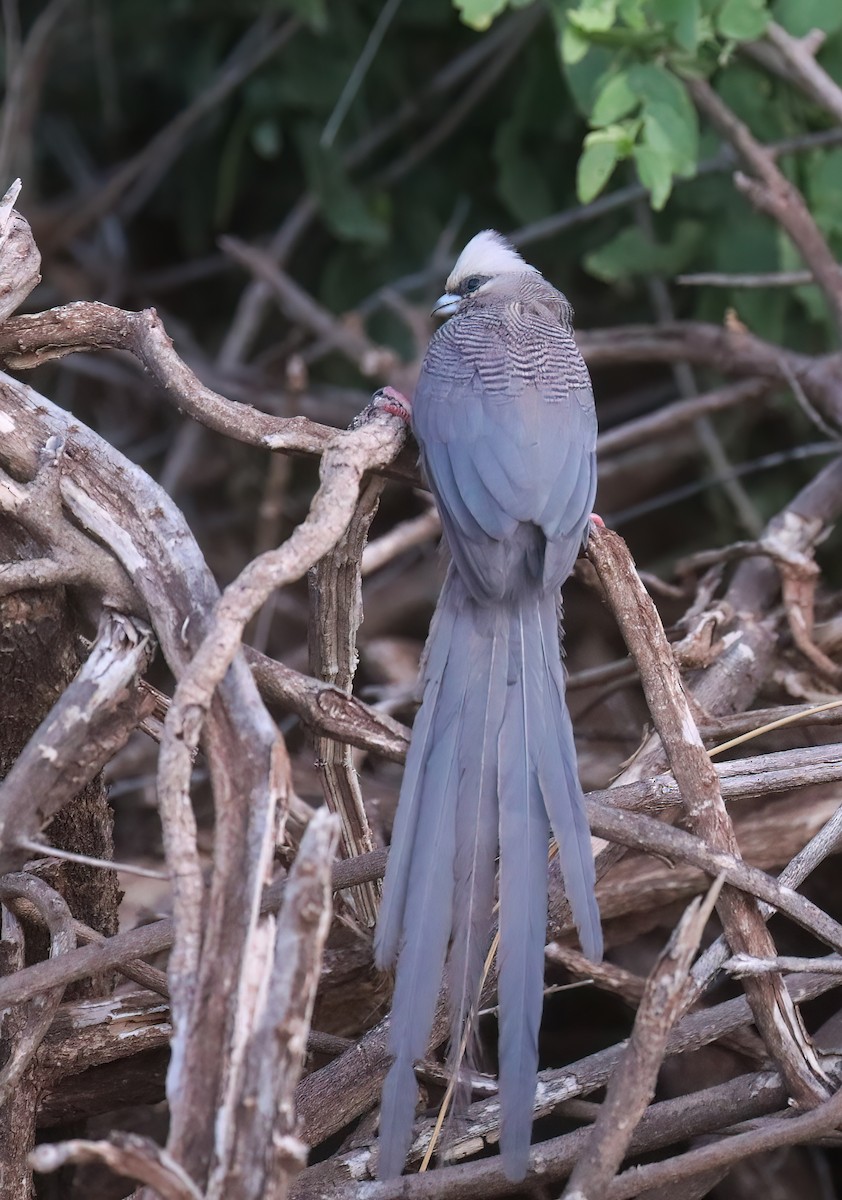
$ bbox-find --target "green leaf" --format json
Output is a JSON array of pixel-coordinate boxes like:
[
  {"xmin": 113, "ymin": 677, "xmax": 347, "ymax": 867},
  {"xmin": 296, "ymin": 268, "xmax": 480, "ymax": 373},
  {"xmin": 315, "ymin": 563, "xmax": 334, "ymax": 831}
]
[
  {"xmin": 773, "ymin": 0, "xmax": 842, "ymax": 36},
  {"xmin": 627, "ymin": 65, "xmax": 699, "ymax": 174},
  {"xmin": 567, "ymin": 0, "xmax": 619, "ymax": 33},
  {"xmin": 805, "ymin": 148, "xmax": 842, "ymax": 237},
  {"xmin": 716, "ymin": 0, "xmax": 769, "ymax": 41},
  {"xmin": 454, "ymin": 0, "xmax": 509, "ymax": 29},
  {"xmin": 633, "ymin": 142, "xmax": 673, "ymax": 208},
  {"xmin": 617, "ymin": 0, "xmax": 648, "ymax": 29},
  {"xmin": 562, "ymin": 43, "xmax": 615, "ymax": 109},
  {"xmin": 577, "ymin": 129, "xmax": 622, "ymax": 201},
  {"xmin": 651, "ymin": 0, "xmax": 701, "ymax": 50},
  {"xmin": 494, "ymin": 120, "xmax": 554, "ymax": 223},
  {"xmin": 627, "ymin": 62, "xmax": 691, "ymax": 109},
  {"xmin": 591, "ymin": 70, "xmax": 639, "ymax": 123},
  {"xmin": 583, "ymin": 219, "xmax": 703, "ymax": 281},
  {"xmin": 645, "ymin": 102, "xmax": 698, "ymax": 174},
  {"xmin": 561, "ymin": 20, "xmax": 591, "ymax": 62}
]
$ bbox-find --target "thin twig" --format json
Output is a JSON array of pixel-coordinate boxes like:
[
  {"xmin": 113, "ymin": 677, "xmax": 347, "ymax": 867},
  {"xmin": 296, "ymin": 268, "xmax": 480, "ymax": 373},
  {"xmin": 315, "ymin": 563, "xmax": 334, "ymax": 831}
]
[
  {"xmin": 321, "ymin": 0, "xmax": 404, "ymax": 147},
  {"xmin": 726, "ymin": 953, "xmax": 842, "ymax": 977},
  {"xmin": 30, "ymin": 1133, "xmax": 202, "ymax": 1200},
  {"xmin": 755, "ymin": 21, "xmax": 842, "ymax": 126},
  {"xmin": 677, "ymin": 269, "xmax": 814, "ymax": 288},
  {"xmin": 309, "ymin": 476, "xmax": 385, "ymax": 927}
]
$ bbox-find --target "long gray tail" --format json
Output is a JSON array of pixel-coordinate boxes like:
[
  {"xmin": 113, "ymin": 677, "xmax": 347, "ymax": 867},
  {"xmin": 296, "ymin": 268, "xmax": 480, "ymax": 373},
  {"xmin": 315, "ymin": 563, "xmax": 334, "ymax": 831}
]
[{"xmin": 374, "ymin": 574, "xmax": 601, "ymax": 1181}]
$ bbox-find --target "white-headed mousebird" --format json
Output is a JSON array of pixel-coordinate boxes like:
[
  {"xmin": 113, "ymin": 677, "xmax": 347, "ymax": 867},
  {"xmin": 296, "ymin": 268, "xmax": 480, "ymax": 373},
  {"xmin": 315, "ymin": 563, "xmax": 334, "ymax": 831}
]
[{"xmin": 374, "ymin": 230, "xmax": 602, "ymax": 1181}]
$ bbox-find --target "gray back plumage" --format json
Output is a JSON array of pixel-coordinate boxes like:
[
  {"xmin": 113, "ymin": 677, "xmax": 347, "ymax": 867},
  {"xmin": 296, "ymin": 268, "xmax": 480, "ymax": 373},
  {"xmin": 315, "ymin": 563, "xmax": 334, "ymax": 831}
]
[{"xmin": 426, "ymin": 273, "xmax": 590, "ymax": 397}]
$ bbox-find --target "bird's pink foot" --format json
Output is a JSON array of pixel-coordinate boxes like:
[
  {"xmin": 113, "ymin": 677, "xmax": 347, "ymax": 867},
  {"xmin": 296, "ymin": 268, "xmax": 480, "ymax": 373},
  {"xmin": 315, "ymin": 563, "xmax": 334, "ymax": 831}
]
[
  {"xmin": 374, "ymin": 386, "xmax": 412, "ymax": 424},
  {"xmin": 590, "ymin": 513, "xmax": 605, "ymax": 528}
]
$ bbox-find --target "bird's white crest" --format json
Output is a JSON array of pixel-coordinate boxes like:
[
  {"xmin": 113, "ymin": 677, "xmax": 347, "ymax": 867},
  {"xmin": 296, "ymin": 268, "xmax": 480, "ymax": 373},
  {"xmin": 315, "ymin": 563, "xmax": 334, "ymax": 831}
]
[{"xmin": 446, "ymin": 229, "xmax": 538, "ymax": 291}]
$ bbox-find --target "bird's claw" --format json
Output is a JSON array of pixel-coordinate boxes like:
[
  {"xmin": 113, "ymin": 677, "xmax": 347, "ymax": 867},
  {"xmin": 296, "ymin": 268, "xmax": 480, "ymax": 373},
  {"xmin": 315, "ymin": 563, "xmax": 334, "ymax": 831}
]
[{"xmin": 374, "ymin": 386, "xmax": 412, "ymax": 424}]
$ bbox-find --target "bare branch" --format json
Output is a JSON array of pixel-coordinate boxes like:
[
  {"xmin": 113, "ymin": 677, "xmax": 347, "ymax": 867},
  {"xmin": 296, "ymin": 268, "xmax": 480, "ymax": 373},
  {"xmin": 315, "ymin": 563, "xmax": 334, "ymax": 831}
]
[
  {"xmin": 579, "ymin": 323, "xmax": 842, "ymax": 429},
  {"xmin": 300, "ymin": 968, "xmax": 840, "ymax": 1193},
  {"xmin": 0, "ymin": 369, "xmax": 285, "ymax": 1188},
  {"xmin": 246, "ymin": 646, "xmax": 410, "ymax": 763},
  {"xmin": 0, "ymin": 740, "xmax": 838, "ymax": 1017},
  {"xmin": 726, "ymin": 953, "xmax": 842, "ymax": 977},
  {"xmin": 0, "ymin": 184, "xmax": 41, "ymax": 320},
  {"xmin": 677, "ymin": 269, "xmax": 814, "ymax": 288},
  {"xmin": 362, "ymin": 504, "xmax": 442, "ymax": 575},
  {"xmin": 586, "ymin": 799, "xmax": 842, "ymax": 951},
  {"xmin": 30, "ymin": 1132, "xmax": 202, "ymax": 1200},
  {"xmin": 214, "ymin": 809, "xmax": 339, "ymax": 1200},
  {"xmin": 309, "ymin": 477, "xmax": 385, "ymax": 927},
  {"xmin": 0, "ymin": 303, "xmax": 331, "ymax": 451},
  {"xmin": 596, "ymin": 378, "xmax": 772, "ymax": 459},
  {"xmin": 604, "ymin": 1082, "xmax": 842, "ymax": 1199},
  {"xmin": 0, "ymin": 611, "xmax": 155, "ymax": 872},
  {"xmin": 157, "ymin": 392, "xmax": 409, "ymax": 923},
  {"xmin": 750, "ymin": 21, "xmax": 842, "ymax": 126},
  {"xmin": 221, "ymin": 236, "xmax": 397, "ymax": 379},
  {"xmin": 0, "ymin": 874, "xmax": 75, "ymax": 1100}
]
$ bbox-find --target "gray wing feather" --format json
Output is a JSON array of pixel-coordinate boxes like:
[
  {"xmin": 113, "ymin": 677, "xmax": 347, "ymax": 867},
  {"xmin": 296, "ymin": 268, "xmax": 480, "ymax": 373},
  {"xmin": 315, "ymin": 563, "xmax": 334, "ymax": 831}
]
[
  {"xmin": 414, "ymin": 351, "xmax": 596, "ymax": 604},
  {"xmin": 445, "ymin": 443, "xmax": 518, "ymax": 540}
]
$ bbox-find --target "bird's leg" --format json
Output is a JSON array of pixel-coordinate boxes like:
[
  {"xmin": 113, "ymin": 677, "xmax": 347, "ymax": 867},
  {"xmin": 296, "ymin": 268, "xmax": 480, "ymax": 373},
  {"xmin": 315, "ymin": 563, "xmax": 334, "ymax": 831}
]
[{"xmin": 589, "ymin": 513, "xmax": 605, "ymax": 528}]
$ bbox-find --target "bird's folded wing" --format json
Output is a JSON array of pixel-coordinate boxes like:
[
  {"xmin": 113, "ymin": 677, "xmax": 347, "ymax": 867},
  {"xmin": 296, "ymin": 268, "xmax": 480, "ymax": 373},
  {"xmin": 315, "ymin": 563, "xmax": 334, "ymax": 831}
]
[{"xmin": 413, "ymin": 361, "xmax": 597, "ymax": 596}]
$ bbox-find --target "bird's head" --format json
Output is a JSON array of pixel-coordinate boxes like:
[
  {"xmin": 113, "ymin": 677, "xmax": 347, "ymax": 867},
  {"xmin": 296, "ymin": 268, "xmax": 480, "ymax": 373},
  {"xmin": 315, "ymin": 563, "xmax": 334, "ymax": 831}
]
[{"xmin": 432, "ymin": 229, "xmax": 539, "ymax": 318}]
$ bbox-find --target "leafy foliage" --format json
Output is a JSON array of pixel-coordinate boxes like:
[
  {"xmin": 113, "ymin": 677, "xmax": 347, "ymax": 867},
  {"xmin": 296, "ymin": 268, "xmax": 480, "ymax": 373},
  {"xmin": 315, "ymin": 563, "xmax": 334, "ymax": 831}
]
[{"xmin": 552, "ymin": 0, "xmax": 769, "ymax": 210}]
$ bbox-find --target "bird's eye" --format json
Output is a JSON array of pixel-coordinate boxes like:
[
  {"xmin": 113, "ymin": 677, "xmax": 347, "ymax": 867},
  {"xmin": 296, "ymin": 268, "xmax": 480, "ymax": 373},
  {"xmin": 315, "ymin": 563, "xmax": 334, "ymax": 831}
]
[{"xmin": 463, "ymin": 275, "xmax": 483, "ymax": 293}]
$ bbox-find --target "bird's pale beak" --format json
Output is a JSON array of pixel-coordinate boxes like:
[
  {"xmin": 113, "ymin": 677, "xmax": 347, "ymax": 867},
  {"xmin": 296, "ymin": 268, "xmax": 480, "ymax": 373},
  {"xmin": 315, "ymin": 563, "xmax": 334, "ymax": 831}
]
[{"xmin": 432, "ymin": 292, "xmax": 460, "ymax": 318}]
